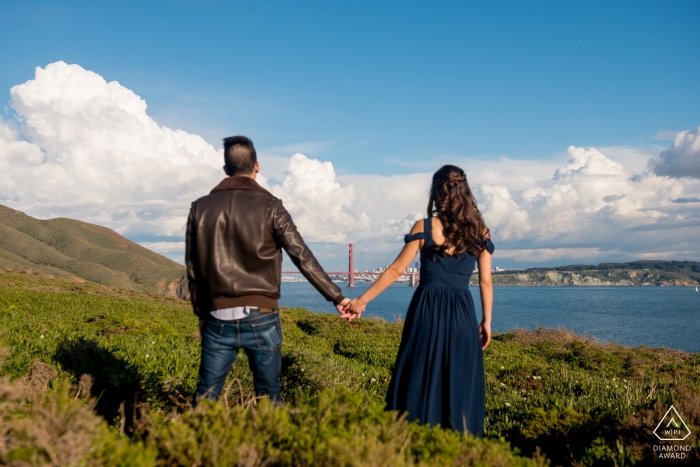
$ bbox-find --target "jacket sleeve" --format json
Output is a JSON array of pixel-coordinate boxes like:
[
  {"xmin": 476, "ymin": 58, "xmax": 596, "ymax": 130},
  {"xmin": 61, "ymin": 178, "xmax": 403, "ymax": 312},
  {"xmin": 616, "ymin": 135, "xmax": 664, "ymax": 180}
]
[
  {"xmin": 185, "ymin": 202, "xmax": 204, "ymax": 317},
  {"xmin": 272, "ymin": 199, "xmax": 345, "ymax": 305}
]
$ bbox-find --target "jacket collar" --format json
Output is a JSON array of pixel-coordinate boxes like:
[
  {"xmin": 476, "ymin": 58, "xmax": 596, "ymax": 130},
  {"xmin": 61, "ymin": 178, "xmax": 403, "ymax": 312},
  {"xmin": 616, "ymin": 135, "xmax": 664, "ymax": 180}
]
[{"xmin": 210, "ymin": 176, "xmax": 273, "ymax": 196}]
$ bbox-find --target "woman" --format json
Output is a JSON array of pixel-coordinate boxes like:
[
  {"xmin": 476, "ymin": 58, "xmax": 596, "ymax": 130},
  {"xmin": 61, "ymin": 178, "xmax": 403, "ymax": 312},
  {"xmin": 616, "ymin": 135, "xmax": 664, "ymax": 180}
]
[{"xmin": 346, "ymin": 165, "xmax": 494, "ymax": 436}]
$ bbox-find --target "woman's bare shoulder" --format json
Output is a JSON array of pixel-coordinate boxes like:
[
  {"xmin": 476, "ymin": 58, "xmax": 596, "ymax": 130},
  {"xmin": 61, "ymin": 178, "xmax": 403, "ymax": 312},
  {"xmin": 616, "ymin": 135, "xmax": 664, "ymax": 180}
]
[{"xmin": 410, "ymin": 219, "xmax": 425, "ymax": 234}]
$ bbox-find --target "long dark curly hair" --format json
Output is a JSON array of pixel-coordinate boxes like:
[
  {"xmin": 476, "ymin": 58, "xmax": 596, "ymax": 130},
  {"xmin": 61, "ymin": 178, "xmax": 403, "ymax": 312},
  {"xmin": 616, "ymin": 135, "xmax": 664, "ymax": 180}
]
[{"xmin": 427, "ymin": 165, "xmax": 489, "ymax": 257}]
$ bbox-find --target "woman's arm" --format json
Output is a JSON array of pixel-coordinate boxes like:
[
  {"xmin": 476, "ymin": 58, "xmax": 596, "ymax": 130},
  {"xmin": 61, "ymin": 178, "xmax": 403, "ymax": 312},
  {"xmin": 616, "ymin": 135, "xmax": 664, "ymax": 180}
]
[
  {"xmin": 345, "ymin": 220, "xmax": 424, "ymax": 316},
  {"xmin": 477, "ymin": 243, "xmax": 493, "ymax": 349}
]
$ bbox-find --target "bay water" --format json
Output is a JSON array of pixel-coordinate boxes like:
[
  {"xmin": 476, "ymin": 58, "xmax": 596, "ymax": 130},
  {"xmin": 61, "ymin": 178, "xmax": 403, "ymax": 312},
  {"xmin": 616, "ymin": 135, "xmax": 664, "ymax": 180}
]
[{"xmin": 280, "ymin": 283, "xmax": 700, "ymax": 353}]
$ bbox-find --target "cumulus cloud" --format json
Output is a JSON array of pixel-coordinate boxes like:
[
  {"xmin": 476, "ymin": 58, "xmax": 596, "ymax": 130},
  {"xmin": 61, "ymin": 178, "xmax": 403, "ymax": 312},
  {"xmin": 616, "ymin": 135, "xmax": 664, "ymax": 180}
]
[
  {"xmin": 325, "ymin": 143, "xmax": 698, "ymax": 266},
  {"xmin": 495, "ymin": 146, "xmax": 692, "ymax": 241},
  {"xmin": 0, "ymin": 61, "xmax": 224, "ymax": 236},
  {"xmin": 476, "ymin": 185, "xmax": 529, "ymax": 240},
  {"xmin": 269, "ymin": 153, "xmax": 369, "ymax": 242},
  {"xmin": 1, "ymin": 61, "xmax": 699, "ymax": 268},
  {"xmin": 553, "ymin": 146, "xmax": 624, "ymax": 179},
  {"xmin": 650, "ymin": 127, "xmax": 700, "ymax": 178}
]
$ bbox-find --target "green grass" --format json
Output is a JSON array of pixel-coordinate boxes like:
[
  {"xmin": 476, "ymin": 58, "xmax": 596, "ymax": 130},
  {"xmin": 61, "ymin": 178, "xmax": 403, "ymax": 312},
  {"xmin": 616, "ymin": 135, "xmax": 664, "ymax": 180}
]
[{"xmin": 1, "ymin": 269, "xmax": 699, "ymax": 466}]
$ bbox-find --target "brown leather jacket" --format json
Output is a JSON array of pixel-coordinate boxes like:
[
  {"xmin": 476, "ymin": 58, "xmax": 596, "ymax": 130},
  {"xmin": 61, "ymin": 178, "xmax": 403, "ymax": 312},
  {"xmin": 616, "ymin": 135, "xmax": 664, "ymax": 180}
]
[{"xmin": 186, "ymin": 176, "xmax": 344, "ymax": 318}]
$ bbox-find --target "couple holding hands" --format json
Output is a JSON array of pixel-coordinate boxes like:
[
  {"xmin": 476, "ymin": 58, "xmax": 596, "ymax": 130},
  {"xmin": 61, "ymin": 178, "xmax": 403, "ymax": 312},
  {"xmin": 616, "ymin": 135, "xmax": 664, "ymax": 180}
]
[{"xmin": 186, "ymin": 136, "xmax": 494, "ymax": 436}]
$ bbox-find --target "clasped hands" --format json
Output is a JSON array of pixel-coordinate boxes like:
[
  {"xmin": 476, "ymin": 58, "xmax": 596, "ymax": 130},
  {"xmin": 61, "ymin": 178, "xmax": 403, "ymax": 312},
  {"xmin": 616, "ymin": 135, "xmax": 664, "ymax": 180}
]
[{"xmin": 335, "ymin": 297, "xmax": 366, "ymax": 321}]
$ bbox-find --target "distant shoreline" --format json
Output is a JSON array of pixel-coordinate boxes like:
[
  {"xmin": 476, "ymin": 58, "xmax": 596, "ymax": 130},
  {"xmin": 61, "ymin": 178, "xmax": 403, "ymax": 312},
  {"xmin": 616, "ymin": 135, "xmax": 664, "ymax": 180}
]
[
  {"xmin": 283, "ymin": 280, "xmax": 699, "ymax": 287},
  {"xmin": 285, "ymin": 260, "xmax": 700, "ymax": 287}
]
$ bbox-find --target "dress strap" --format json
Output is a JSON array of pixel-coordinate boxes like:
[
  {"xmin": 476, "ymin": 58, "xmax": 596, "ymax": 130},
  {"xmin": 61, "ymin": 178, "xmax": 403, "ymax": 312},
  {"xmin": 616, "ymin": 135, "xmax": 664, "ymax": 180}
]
[
  {"xmin": 423, "ymin": 218, "xmax": 435, "ymax": 246},
  {"xmin": 482, "ymin": 238, "xmax": 495, "ymax": 255},
  {"xmin": 403, "ymin": 218, "xmax": 434, "ymax": 245},
  {"xmin": 403, "ymin": 232, "xmax": 424, "ymax": 243}
]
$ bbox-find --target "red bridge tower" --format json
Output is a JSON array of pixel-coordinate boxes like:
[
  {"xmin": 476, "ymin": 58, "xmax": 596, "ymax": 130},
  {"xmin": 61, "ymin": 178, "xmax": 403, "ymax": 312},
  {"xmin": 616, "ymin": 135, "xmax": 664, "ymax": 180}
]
[{"xmin": 348, "ymin": 243, "xmax": 355, "ymax": 288}]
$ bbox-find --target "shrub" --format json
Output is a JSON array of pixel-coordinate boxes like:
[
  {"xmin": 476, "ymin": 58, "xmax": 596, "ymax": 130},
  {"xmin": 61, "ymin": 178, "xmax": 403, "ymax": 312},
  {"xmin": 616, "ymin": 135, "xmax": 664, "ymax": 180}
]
[
  {"xmin": 0, "ymin": 376, "xmax": 156, "ymax": 467},
  {"xmin": 144, "ymin": 388, "xmax": 545, "ymax": 467},
  {"xmin": 2, "ymin": 271, "xmax": 700, "ymax": 465}
]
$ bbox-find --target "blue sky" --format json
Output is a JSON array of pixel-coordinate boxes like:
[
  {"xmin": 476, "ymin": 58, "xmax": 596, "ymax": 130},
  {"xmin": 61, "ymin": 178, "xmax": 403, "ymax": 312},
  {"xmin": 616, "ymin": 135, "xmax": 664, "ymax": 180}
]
[
  {"xmin": 1, "ymin": 1, "xmax": 699, "ymax": 271},
  {"xmin": 2, "ymin": 0, "xmax": 699, "ymax": 174}
]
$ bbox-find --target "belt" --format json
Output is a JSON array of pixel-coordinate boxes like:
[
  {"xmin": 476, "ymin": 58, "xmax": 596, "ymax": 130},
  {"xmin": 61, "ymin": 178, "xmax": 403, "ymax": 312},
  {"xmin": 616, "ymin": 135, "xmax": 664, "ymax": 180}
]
[{"xmin": 259, "ymin": 307, "xmax": 278, "ymax": 313}]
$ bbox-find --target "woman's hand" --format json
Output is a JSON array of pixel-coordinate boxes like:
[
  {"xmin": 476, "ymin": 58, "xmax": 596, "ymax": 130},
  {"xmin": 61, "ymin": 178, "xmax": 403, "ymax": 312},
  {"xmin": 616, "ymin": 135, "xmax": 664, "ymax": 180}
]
[
  {"xmin": 344, "ymin": 297, "xmax": 367, "ymax": 321},
  {"xmin": 479, "ymin": 321, "xmax": 491, "ymax": 349}
]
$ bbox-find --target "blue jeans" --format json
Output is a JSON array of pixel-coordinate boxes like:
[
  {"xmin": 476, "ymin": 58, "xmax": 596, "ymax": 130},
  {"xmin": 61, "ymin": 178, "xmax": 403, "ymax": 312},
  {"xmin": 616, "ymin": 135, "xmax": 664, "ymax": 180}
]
[{"xmin": 195, "ymin": 310, "xmax": 282, "ymax": 404}]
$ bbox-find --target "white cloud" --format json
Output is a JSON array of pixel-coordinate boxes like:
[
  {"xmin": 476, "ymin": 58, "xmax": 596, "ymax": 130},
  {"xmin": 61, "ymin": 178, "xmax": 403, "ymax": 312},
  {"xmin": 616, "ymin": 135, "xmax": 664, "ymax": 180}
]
[
  {"xmin": 497, "ymin": 248, "xmax": 604, "ymax": 262},
  {"xmin": 1, "ymin": 61, "xmax": 698, "ymax": 268},
  {"xmin": 137, "ymin": 241, "xmax": 186, "ymax": 263},
  {"xmin": 650, "ymin": 127, "xmax": 700, "ymax": 178},
  {"xmin": 497, "ymin": 146, "xmax": 696, "ymax": 248},
  {"xmin": 336, "ymin": 172, "xmax": 429, "ymax": 227},
  {"xmin": 553, "ymin": 146, "xmax": 624, "ymax": 179},
  {"xmin": 269, "ymin": 153, "xmax": 369, "ymax": 242},
  {"xmin": 477, "ymin": 185, "xmax": 529, "ymax": 240},
  {"xmin": 1, "ymin": 61, "xmax": 225, "ymax": 236}
]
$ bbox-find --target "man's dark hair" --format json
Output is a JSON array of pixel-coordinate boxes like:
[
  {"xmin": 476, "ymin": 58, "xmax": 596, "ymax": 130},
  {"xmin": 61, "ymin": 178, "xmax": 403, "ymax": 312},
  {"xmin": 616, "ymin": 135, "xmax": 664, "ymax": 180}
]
[{"xmin": 223, "ymin": 136, "xmax": 257, "ymax": 176}]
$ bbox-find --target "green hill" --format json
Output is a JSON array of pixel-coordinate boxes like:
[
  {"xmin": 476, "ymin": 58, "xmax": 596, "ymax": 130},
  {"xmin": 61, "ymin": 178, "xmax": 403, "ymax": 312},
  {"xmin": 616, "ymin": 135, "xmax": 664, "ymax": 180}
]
[
  {"xmin": 0, "ymin": 204, "xmax": 186, "ymax": 297},
  {"xmin": 0, "ymin": 271, "xmax": 698, "ymax": 466}
]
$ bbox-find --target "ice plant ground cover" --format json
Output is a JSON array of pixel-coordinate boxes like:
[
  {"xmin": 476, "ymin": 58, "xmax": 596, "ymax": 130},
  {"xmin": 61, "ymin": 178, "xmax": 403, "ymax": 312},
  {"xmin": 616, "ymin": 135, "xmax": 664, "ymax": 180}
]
[{"xmin": 0, "ymin": 269, "xmax": 698, "ymax": 466}]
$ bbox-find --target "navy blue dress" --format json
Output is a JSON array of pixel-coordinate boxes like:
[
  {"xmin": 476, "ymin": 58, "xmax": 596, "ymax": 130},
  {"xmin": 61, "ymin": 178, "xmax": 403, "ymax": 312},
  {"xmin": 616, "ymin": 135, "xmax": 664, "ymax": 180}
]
[{"xmin": 385, "ymin": 218, "xmax": 495, "ymax": 436}]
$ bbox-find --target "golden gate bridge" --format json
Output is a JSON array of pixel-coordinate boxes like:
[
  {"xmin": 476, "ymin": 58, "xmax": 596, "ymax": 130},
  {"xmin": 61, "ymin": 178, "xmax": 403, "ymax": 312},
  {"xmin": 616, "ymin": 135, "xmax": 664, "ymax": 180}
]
[{"xmin": 282, "ymin": 243, "xmax": 420, "ymax": 287}]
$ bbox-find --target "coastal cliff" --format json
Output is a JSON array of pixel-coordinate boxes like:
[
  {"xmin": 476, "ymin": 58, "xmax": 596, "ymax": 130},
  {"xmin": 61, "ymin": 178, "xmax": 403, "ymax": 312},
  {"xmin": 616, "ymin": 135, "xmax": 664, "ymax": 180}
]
[{"xmin": 470, "ymin": 261, "xmax": 700, "ymax": 286}]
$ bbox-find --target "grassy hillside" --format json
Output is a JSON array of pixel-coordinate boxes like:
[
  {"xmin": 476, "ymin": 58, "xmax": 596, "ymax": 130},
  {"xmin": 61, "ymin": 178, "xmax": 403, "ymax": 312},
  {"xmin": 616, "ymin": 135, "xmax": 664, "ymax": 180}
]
[
  {"xmin": 0, "ymin": 204, "xmax": 186, "ymax": 296},
  {"xmin": 0, "ymin": 270, "xmax": 699, "ymax": 466}
]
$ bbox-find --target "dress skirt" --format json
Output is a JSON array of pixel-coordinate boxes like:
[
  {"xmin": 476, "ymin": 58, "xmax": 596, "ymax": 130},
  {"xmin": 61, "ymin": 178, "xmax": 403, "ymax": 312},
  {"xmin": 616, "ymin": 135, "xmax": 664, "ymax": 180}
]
[{"xmin": 385, "ymin": 283, "xmax": 485, "ymax": 436}]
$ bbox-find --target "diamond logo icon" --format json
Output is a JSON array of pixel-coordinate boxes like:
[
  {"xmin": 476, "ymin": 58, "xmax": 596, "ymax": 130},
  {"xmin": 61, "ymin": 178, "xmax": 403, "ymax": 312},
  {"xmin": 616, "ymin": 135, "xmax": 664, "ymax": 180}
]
[{"xmin": 653, "ymin": 405, "xmax": 691, "ymax": 441}]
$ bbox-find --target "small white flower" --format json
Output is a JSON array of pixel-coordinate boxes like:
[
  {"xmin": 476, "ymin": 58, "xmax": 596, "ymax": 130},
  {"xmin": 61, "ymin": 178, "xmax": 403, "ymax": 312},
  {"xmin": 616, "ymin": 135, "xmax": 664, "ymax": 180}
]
[
  {"xmin": 500, "ymin": 366, "xmax": 505, "ymax": 369},
  {"xmin": 505, "ymin": 402, "xmax": 511, "ymax": 407},
  {"xmin": 371, "ymin": 378, "xmax": 377, "ymax": 383},
  {"xmin": 362, "ymin": 373, "xmax": 365, "ymax": 376},
  {"xmin": 39, "ymin": 335, "xmax": 44, "ymax": 339},
  {"xmin": 500, "ymin": 382, "xmax": 506, "ymax": 387},
  {"xmin": 624, "ymin": 385, "xmax": 628, "ymax": 389},
  {"xmin": 151, "ymin": 341, "xmax": 155, "ymax": 344},
  {"xmin": 145, "ymin": 354, "xmax": 149, "ymax": 358}
]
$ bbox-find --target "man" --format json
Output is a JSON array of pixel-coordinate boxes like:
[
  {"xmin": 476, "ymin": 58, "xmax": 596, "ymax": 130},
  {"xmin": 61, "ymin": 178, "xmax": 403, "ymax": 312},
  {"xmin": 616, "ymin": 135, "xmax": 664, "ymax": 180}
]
[{"xmin": 186, "ymin": 135, "xmax": 350, "ymax": 404}]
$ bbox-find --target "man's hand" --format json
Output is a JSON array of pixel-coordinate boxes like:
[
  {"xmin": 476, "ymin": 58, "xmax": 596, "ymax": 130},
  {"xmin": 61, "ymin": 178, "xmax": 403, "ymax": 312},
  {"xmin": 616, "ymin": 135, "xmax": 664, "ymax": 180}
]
[{"xmin": 336, "ymin": 298, "xmax": 352, "ymax": 318}]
